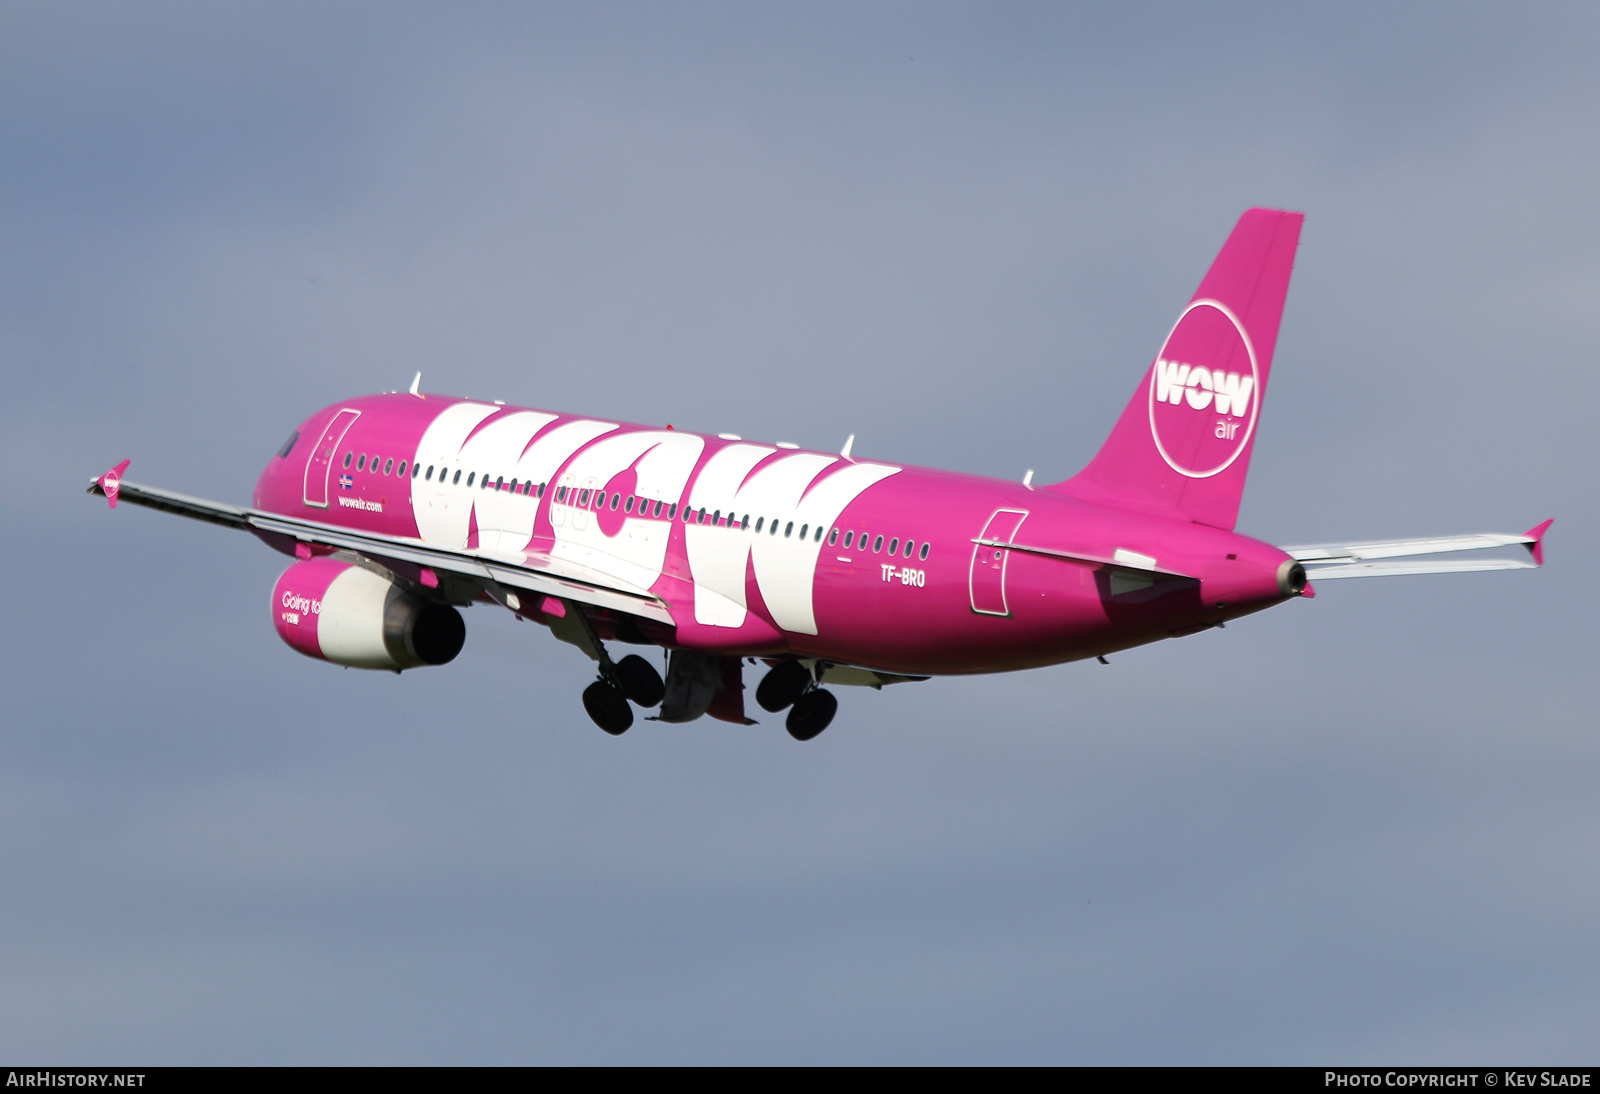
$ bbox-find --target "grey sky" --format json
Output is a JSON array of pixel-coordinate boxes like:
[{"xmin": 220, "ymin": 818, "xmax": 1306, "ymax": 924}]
[{"xmin": 0, "ymin": 2, "xmax": 1595, "ymax": 1063}]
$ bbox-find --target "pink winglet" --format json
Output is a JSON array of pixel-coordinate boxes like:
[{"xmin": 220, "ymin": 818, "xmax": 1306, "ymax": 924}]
[
  {"xmin": 1300, "ymin": 579, "xmax": 1315, "ymax": 599},
  {"xmin": 1523, "ymin": 518, "xmax": 1554, "ymax": 566},
  {"xmin": 97, "ymin": 459, "xmax": 131, "ymax": 509}
]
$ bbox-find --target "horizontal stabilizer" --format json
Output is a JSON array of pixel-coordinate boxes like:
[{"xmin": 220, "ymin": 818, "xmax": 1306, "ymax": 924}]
[
  {"xmin": 1283, "ymin": 520, "xmax": 1551, "ymax": 581},
  {"xmin": 1300, "ymin": 558, "xmax": 1536, "ymax": 580}
]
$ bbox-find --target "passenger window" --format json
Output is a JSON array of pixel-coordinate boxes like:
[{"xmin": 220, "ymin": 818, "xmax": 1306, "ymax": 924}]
[
  {"xmin": 556, "ymin": 486, "xmax": 567, "ymax": 502},
  {"xmin": 828, "ymin": 528, "xmax": 838, "ymax": 546},
  {"xmin": 624, "ymin": 496, "xmax": 634, "ymax": 513},
  {"xmin": 610, "ymin": 493, "xmax": 619, "ymax": 510},
  {"xmin": 496, "ymin": 476, "xmax": 503, "ymax": 490},
  {"xmin": 799, "ymin": 524, "xmax": 808, "ymax": 539},
  {"xmin": 889, "ymin": 538, "xmax": 898, "ymax": 555},
  {"xmin": 771, "ymin": 519, "xmax": 779, "ymax": 535},
  {"xmin": 815, "ymin": 526, "xmax": 824, "ymax": 542},
  {"xmin": 578, "ymin": 489, "xmax": 590, "ymax": 505},
  {"xmin": 384, "ymin": 458, "xmax": 394, "ymax": 475},
  {"xmin": 357, "ymin": 455, "xmax": 366, "ymax": 471},
  {"xmin": 904, "ymin": 539, "xmax": 914, "ymax": 558},
  {"xmin": 713, "ymin": 509, "xmax": 721, "ymax": 525},
  {"xmin": 755, "ymin": 517, "xmax": 764, "ymax": 532},
  {"xmin": 453, "ymin": 470, "xmax": 462, "ymax": 485},
  {"xmin": 668, "ymin": 503, "xmax": 677, "ymax": 519},
  {"xmin": 698, "ymin": 507, "xmax": 707, "ymax": 523},
  {"xmin": 467, "ymin": 472, "xmax": 476, "ymax": 487},
  {"xmin": 785, "ymin": 522, "xmax": 794, "ymax": 538},
  {"xmin": 873, "ymin": 535, "xmax": 884, "ymax": 553},
  {"xmin": 277, "ymin": 431, "xmax": 299, "ymax": 459},
  {"xmin": 399, "ymin": 461, "xmax": 408, "ymax": 477},
  {"xmin": 425, "ymin": 465, "xmax": 434, "ymax": 481},
  {"xmin": 741, "ymin": 515, "xmax": 750, "ymax": 530},
  {"xmin": 538, "ymin": 482, "xmax": 547, "ymax": 498},
  {"xmin": 919, "ymin": 542, "xmax": 930, "ymax": 561},
  {"xmin": 653, "ymin": 500, "xmax": 662, "ymax": 517},
  {"xmin": 343, "ymin": 451, "xmax": 353, "ymax": 469},
  {"xmin": 843, "ymin": 531, "xmax": 853, "ymax": 548}
]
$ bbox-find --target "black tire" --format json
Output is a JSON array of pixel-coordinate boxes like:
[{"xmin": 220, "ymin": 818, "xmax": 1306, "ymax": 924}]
[
  {"xmin": 614, "ymin": 654, "xmax": 665, "ymax": 708},
  {"xmin": 786, "ymin": 688, "xmax": 837, "ymax": 741},
  {"xmin": 582, "ymin": 680, "xmax": 634, "ymax": 735},
  {"xmin": 757, "ymin": 660, "xmax": 811, "ymax": 712}
]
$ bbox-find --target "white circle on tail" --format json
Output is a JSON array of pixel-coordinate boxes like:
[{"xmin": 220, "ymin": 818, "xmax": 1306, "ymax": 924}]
[{"xmin": 1146, "ymin": 298, "xmax": 1259, "ymax": 479}]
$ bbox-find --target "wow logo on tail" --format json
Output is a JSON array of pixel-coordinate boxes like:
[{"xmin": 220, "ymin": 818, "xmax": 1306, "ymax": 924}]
[{"xmin": 1147, "ymin": 299, "xmax": 1259, "ymax": 479}]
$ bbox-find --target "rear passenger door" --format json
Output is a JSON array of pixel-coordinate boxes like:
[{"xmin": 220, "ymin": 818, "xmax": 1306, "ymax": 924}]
[{"xmin": 969, "ymin": 508, "xmax": 1028, "ymax": 616}]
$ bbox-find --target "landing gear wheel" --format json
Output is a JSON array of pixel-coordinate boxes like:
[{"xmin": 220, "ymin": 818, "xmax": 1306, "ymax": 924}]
[
  {"xmin": 757, "ymin": 660, "xmax": 812, "ymax": 712},
  {"xmin": 786, "ymin": 688, "xmax": 837, "ymax": 741},
  {"xmin": 583, "ymin": 680, "xmax": 634, "ymax": 735},
  {"xmin": 614, "ymin": 654, "xmax": 665, "ymax": 708}
]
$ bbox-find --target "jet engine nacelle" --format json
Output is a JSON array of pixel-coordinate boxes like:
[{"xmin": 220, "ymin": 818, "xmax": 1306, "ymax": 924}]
[{"xmin": 272, "ymin": 558, "xmax": 465, "ymax": 671}]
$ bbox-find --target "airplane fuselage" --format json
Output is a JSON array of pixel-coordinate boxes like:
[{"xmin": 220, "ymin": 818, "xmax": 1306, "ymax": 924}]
[{"xmin": 253, "ymin": 393, "xmax": 1299, "ymax": 676}]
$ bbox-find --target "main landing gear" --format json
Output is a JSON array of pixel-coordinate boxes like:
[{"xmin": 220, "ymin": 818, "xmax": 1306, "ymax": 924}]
[
  {"xmin": 756, "ymin": 660, "xmax": 838, "ymax": 742},
  {"xmin": 582, "ymin": 653, "xmax": 666, "ymax": 736},
  {"xmin": 562, "ymin": 598, "xmax": 837, "ymax": 740}
]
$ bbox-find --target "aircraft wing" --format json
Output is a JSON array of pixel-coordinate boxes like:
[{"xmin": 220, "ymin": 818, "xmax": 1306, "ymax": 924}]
[
  {"xmin": 1282, "ymin": 520, "xmax": 1551, "ymax": 580},
  {"xmin": 88, "ymin": 473, "xmax": 677, "ymax": 625}
]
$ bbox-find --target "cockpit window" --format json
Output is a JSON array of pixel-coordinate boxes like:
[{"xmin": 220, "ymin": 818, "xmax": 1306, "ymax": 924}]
[{"xmin": 277, "ymin": 431, "xmax": 299, "ymax": 459}]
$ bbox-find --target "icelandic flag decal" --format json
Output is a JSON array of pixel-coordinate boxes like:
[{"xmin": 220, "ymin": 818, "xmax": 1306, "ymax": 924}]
[{"xmin": 338, "ymin": 474, "xmax": 354, "ymax": 490}]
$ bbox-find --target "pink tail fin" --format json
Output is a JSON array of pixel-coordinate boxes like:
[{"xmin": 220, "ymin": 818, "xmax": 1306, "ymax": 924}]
[{"xmin": 1050, "ymin": 208, "xmax": 1303, "ymax": 530}]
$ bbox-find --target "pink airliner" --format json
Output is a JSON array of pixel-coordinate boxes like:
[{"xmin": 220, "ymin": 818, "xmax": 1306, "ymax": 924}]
[{"xmin": 89, "ymin": 209, "xmax": 1551, "ymax": 740}]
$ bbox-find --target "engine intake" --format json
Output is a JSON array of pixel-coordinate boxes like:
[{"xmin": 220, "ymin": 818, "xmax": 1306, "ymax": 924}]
[{"xmin": 273, "ymin": 558, "xmax": 464, "ymax": 671}]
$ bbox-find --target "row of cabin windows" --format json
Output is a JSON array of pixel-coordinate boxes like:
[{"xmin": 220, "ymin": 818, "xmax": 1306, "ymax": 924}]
[
  {"xmin": 336, "ymin": 449, "xmax": 931, "ymax": 559},
  {"xmin": 831, "ymin": 527, "xmax": 931, "ymax": 561},
  {"xmin": 344, "ymin": 450, "xmax": 408, "ymax": 477}
]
